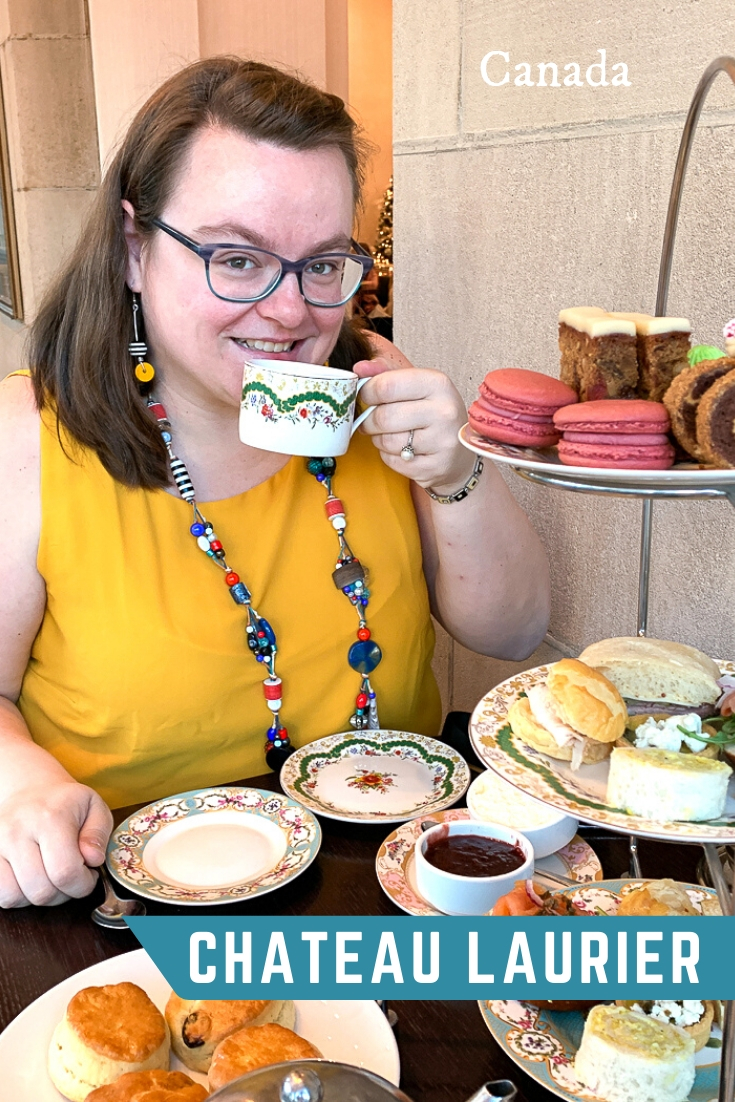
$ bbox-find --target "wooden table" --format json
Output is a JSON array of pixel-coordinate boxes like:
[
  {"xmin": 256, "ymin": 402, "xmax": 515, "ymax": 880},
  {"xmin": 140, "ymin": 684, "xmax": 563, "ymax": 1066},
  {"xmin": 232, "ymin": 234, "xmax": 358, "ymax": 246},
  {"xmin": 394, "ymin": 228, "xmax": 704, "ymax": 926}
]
[{"xmin": 0, "ymin": 772, "xmax": 704, "ymax": 1102}]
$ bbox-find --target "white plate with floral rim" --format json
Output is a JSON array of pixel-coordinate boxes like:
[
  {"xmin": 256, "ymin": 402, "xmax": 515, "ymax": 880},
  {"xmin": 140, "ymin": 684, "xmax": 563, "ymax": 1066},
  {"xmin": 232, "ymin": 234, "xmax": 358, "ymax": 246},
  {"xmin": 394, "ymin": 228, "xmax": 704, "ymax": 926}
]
[
  {"xmin": 0, "ymin": 949, "xmax": 400, "ymax": 1101},
  {"xmin": 107, "ymin": 786, "xmax": 321, "ymax": 905},
  {"xmin": 279, "ymin": 730, "xmax": 470, "ymax": 823},
  {"xmin": 460, "ymin": 422, "xmax": 735, "ymax": 491},
  {"xmin": 375, "ymin": 809, "xmax": 602, "ymax": 916},
  {"xmin": 469, "ymin": 661, "xmax": 735, "ymax": 845}
]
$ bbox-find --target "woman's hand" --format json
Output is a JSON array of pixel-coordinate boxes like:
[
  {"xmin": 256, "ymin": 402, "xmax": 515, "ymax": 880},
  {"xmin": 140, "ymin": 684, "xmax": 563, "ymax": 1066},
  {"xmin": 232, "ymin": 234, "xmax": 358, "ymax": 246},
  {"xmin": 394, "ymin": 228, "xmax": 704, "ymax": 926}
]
[
  {"xmin": 353, "ymin": 347, "xmax": 475, "ymax": 496},
  {"xmin": 0, "ymin": 779, "xmax": 113, "ymax": 907}
]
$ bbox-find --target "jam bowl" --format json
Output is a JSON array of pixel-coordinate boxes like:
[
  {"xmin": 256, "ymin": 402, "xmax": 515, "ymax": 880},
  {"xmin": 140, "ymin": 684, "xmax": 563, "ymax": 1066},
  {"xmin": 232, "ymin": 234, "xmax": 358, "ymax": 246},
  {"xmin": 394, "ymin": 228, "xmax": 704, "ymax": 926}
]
[{"xmin": 414, "ymin": 819, "xmax": 534, "ymax": 916}]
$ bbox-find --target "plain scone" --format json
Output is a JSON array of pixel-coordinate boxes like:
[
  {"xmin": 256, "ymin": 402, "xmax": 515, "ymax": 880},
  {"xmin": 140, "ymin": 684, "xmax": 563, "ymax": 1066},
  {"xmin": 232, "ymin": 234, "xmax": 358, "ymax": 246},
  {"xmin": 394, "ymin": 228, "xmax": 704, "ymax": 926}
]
[
  {"xmin": 165, "ymin": 996, "xmax": 295, "ymax": 1073},
  {"xmin": 208, "ymin": 1023, "xmax": 322, "ymax": 1091},
  {"xmin": 574, "ymin": 1004, "xmax": 695, "ymax": 1102},
  {"xmin": 48, "ymin": 983, "xmax": 170, "ymax": 1102},
  {"xmin": 86, "ymin": 1069, "xmax": 208, "ymax": 1101}
]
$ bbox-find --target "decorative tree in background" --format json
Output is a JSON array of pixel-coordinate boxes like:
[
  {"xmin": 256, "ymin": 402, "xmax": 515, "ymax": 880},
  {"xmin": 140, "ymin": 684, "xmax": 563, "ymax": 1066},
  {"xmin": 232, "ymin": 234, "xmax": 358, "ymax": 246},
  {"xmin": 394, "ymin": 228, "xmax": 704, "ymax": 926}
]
[{"xmin": 373, "ymin": 176, "xmax": 393, "ymax": 273}]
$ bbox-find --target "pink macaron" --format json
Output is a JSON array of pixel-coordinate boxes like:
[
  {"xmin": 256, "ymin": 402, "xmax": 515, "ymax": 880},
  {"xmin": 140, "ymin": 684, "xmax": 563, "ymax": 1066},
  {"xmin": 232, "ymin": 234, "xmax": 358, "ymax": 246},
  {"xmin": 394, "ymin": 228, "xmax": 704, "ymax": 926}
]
[
  {"xmin": 553, "ymin": 399, "xmax": 675, "ymax": 470},
  {"xmin": 468, "ymin": 368, "xmax": 578, "ymax": 447}
]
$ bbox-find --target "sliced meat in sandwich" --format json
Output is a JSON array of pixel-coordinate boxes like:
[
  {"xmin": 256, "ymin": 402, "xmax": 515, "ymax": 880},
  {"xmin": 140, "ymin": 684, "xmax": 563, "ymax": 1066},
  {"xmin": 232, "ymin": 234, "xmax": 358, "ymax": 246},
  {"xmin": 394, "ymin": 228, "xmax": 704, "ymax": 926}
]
[
  {"xmin": 508, "ymin": 658, "xmax": 627, "ymax": 770},
  {"xmin": 579, "ymin": 636, "xmax": 721, "ymax": 718}
]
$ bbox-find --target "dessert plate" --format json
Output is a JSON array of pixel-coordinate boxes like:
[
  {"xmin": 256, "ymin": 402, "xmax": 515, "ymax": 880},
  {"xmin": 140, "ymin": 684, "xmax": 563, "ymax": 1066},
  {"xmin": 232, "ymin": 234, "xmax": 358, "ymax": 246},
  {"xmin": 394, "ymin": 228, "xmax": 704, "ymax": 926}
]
[
  {"xmin": 0, "ymin": 949, "xmax": 400, "ymax": 1101},
  {"xmin": 107, "ymin": 786, "xmax": 321, "ymax": 905},
  {"xmin": 375, "ymin": 809, "xmax": 602, "ymax": 916},
  {"xmin": 469, "ymin": 662, "xmax": 735, "ymax": 845},
  {"xmin": 460, "ymin": 422, "xmax": 735, "ymax": 491},
  {"xmin": 280, "ymin": 730, "xmax": 470, "ymax": 823}
]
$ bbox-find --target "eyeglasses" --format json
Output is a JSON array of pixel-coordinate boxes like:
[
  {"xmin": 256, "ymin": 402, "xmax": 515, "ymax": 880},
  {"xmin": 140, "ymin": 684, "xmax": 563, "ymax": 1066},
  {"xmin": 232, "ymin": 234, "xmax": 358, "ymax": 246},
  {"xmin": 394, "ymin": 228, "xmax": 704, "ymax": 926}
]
[{"xmin": 151, "ymin": 218, "xmax": 374, "ymax": 308}]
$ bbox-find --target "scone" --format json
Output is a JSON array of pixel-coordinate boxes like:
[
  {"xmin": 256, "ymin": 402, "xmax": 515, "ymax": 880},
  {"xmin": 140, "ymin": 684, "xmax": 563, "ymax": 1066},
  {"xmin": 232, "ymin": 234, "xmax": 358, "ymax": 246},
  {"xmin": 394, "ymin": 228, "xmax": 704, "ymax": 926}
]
[
  {"xmin": 48, "ymin": 983, "xmax": 170, "ymax": 1102},
  {"xmin": 165, "ymin": 997, "xmax": 295, "ymax": 1073},
  {"xmin": 86, "ymin": 1069, "xmax": 208, "ymax": 1101},
  {"xmin": 208, "ymin": 1023, "xmax": 322, "ymax": 1092}
]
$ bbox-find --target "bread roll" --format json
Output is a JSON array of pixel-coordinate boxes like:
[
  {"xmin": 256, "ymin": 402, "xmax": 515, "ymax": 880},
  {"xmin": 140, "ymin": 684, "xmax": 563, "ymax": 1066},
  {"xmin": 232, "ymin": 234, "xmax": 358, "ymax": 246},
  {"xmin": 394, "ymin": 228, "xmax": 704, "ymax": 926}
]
[
  {"xmin": 508, "ymin": 697, "xmax": 613, "ymax": 764},
  {"xmin": 608, "ymin": 745, "xmax": 731, "ymax": 822},
  {"xmin": 208, "ymin": 1023, "xmax": 322, "ymax": 1092},
  {"xmin": 165, "ymin": 997, "xmax": 294, "ymax": 1073},
  {"xmin": 48, "ymin": 983, "xmax": 170, "ymax": 1102},
  {"xmin": 579, "ymin": 637, "xmax": 721, "ymax": 706},
  {"xmin": 574, "ymin": 1004, "xmax": 695, "ymax": 1102},
  {"xmin": 546, "ymin": 658, "xmax": 627, "ymax": 742},
  {"xmin": 86, "ymin": 1070, "xmax": 208, "ymax": 1101}
]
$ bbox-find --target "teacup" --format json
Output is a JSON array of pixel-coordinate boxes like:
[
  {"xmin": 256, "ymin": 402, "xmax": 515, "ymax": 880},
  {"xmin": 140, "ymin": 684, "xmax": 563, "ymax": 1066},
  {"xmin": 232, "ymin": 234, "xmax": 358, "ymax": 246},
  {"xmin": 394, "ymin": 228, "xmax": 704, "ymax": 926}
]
[
  {"xmin": 414, "ymin": 820, "xmax": 534, "ymax": 916},
  {"xmin": 240, "ymin": 358, "xmax": 374, "ymax": 456}
]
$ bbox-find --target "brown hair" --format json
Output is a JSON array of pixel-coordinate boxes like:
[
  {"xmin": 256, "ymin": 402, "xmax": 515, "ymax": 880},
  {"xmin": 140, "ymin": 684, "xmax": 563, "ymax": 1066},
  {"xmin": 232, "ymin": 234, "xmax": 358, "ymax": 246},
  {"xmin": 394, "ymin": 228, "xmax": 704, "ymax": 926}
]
[{"xmin": 29, "ymin": 57, "xmax": 374, "ymax": 489}]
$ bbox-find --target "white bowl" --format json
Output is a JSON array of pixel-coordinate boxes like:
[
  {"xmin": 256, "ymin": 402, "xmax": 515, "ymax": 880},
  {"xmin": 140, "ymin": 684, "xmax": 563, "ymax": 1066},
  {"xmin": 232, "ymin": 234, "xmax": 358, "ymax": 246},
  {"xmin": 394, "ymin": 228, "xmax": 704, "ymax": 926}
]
[
  {"xmin": 466, "ymin": 769, "xmax": 578, "ymax": 859},
  {"xmin": 414, "ymin": 819, "xmax": 534, "ymax": 916}
]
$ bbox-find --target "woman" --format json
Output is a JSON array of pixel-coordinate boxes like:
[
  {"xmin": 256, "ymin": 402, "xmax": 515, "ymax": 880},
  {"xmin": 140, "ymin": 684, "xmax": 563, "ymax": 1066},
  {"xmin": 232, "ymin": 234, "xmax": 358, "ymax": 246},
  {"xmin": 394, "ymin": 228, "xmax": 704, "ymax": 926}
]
[{"xmin": 0, "ymin": 58, "xmax": 550, "ymax": 907}]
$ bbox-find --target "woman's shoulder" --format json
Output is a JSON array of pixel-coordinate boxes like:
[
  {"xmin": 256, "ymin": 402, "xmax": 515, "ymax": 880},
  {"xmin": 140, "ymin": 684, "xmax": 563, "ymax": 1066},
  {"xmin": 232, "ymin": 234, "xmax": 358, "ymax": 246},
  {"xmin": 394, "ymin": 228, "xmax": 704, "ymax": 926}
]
[{"xmin": 0, "ymin": 372, "xmax": 41, "ymax": 485}]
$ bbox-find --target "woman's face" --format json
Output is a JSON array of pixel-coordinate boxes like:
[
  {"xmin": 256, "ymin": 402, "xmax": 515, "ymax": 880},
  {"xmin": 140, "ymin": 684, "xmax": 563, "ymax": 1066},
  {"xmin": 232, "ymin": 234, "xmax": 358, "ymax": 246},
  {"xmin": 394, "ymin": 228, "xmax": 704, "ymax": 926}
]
[{"xmin": 124, "ymin": 126, "xmax": 355, "ymax": 408}]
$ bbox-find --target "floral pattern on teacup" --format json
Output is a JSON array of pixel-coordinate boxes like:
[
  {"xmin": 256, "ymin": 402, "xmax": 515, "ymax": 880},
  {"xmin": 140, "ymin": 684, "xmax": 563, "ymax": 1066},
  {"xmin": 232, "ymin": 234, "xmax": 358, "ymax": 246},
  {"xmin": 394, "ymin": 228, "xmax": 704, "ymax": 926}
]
[{"xmin": 242, "ymin": 379, "xmax": 355, "ymax": 432}]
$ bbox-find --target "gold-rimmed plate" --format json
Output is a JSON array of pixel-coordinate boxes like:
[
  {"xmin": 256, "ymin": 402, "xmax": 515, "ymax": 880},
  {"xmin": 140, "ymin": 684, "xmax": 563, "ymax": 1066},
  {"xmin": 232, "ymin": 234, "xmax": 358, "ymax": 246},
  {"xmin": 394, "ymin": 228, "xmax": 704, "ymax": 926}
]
[
  {"xmin": 469, "ymin": 662, "xmax": 735, "ymax": 844},
  {"xmin": 375, "ymin": 809, "xmax": 602, "ymax": 916}
]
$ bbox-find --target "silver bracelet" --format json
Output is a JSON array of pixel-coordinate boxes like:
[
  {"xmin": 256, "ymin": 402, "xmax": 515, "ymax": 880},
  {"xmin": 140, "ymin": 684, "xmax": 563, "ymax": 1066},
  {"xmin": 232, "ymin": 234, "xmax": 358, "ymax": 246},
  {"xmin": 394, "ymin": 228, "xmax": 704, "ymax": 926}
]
[{"xmin": 423, "ymin": 455, "xmax": 484, "ymax": 504}]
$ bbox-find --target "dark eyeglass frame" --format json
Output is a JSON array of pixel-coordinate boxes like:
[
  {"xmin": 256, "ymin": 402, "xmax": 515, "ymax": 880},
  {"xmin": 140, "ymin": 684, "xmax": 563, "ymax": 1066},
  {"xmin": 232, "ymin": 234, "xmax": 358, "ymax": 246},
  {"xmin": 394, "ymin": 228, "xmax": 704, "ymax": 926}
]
[{"xmin": 150, "ymin": 217, "xmax": 374, "ymax": 307}]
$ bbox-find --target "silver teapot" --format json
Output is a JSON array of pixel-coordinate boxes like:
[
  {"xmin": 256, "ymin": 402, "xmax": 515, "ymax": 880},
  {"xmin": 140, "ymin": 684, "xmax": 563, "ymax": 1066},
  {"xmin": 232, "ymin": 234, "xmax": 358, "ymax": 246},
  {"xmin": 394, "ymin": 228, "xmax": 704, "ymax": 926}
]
[{"xmin": 207, "ymin": 1059, "xmax": 517, "ymax": 1102}]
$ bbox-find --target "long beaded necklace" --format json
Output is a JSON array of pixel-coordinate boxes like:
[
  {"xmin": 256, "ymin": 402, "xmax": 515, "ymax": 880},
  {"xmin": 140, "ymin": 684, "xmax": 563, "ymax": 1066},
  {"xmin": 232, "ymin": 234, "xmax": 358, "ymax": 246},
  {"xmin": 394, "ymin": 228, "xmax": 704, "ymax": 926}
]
[{"xmin": 147, "ymin": 399, "xmax": 383, "ymax": 771}]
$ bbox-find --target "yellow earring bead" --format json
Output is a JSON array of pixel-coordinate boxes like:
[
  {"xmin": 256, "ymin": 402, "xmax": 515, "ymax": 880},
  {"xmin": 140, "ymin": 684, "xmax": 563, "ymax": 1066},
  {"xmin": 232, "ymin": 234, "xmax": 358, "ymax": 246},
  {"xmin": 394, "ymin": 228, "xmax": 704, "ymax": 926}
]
[{"xmin": 134, "ymin": 361, "xmax": 155, "ymax": 383}]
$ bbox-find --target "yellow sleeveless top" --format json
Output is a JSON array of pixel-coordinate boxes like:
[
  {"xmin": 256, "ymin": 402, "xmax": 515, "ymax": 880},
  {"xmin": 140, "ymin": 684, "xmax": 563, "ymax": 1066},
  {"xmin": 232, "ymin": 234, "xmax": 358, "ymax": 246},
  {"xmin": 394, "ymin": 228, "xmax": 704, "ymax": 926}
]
[{"xmin": 15, "ymin": 375, "xmax": 441, "ymax": 808}]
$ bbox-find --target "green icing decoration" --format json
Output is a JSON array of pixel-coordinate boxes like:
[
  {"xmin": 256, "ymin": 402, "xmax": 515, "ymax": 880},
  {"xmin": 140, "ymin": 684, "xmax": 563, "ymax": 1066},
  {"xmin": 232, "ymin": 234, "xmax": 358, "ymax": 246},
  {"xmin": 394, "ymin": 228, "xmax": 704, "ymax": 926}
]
[{"xmin": 688, "ymin": 344, "xmax": 726, "ymax": 366}]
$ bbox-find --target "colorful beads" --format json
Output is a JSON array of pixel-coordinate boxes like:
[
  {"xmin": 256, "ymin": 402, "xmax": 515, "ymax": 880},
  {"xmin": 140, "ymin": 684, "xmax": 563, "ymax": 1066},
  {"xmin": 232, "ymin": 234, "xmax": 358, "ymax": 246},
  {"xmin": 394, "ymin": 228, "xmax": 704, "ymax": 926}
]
[
  {"xmin": 196, "ymin": 535, "xmax": 211, "ymax": 552},
  {"xmin": 229, "ymin": 582, "xmax": 251, "ymax": 605},
  {"xmin": 357, "ymin": 627, "xmax": 371, "ymax": 641},
  {"xmin": 356, "ymin": 692, "xmax": 368, "ymax": 708},
  {"xmin": 209, "ymin": 539, "xmax": 223, "ymax": 552},
  {"xmin": 258, "ymin": 618, "xmax": 276, "ymax": 645},
  {"xmin": 348, "ymin": 639, "xmax": 383, "ymax": 674},
  {"xmin": 325, "ymin": 497, "xmax": 344, "ymax": 518},
  {"xmin": 225, "ymin": 571, "xmax": 240, "ymax": 586},
  {"xmin": 134, "ymin": 361, "xmax": 155, "ymax": 383},
  {"xmin": 190, "ymin": 522, "xmax": 205, "ymax": 537}
]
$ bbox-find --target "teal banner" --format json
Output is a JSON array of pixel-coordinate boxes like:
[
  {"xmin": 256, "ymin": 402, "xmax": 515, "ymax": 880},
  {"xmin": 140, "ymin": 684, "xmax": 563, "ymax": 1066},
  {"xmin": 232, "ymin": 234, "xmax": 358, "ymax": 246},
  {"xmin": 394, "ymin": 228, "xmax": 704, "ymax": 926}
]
[{"xmin": 127, "ymin": 916, "xmax": 735, "ymax": 1000}]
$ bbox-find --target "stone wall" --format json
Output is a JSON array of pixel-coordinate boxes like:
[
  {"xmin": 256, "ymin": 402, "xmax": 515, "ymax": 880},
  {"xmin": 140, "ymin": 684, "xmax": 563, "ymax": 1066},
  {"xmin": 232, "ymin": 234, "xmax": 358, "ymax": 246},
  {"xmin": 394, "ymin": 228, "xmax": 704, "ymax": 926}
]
[
  {"xmin": 0, "ymin": 0, "xmax": 98, "ymax": 373},
  {"xmin": 393, "ymin": 0, "xmax": 735, "ymax": 711}
]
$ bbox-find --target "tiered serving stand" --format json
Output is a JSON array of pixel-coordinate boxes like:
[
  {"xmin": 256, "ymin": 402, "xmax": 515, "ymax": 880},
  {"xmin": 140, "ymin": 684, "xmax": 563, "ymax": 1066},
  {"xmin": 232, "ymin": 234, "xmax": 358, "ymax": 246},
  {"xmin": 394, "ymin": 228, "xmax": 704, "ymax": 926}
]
[{"xmin": 461, "ymin": 57, "xmax": 735, "ymax": 1102}]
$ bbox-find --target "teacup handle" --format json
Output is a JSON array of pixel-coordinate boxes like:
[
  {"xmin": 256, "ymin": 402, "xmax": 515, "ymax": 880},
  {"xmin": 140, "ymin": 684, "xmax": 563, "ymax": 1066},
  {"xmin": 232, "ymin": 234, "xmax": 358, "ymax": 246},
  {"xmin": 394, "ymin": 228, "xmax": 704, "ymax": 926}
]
[{"xmin": 351, "ymin": 377, "xmax": 375, "ymax": 435}]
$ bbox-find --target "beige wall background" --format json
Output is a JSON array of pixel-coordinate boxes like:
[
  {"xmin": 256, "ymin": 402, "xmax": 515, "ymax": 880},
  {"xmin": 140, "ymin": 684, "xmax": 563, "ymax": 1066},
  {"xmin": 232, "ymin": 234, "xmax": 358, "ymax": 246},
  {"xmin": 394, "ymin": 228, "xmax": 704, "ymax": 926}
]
[
  {"xmin": 393, "ymin": 0, "xmax": 735, "ymax": 710},
  {"xmin": 0, "ymin": 0, "xmax": 392, "ymax": 377}
]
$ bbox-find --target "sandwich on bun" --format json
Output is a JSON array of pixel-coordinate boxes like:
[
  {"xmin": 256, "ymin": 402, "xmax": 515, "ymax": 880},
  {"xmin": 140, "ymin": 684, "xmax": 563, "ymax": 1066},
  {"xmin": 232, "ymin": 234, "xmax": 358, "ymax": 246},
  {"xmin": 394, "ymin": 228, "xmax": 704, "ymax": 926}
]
[
  {"xmin": 579, "ymin": 637, "xmax": 721, "ymax": 718},
  {"xmin": 508, "ymin": 658, "xmax": 627, "ymax": 770}
]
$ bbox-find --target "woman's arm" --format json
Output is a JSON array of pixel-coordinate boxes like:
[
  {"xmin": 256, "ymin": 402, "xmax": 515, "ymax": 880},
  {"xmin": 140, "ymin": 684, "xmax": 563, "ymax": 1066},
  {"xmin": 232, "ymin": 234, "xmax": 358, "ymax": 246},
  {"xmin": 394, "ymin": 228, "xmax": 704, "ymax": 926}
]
[
  {"xmin": 0, "ymin": 375, "xmax": 112, "ymax": 907},
  {"xmin": 354, "ymin": 337, "xmax": 550, "ymax": 660}
]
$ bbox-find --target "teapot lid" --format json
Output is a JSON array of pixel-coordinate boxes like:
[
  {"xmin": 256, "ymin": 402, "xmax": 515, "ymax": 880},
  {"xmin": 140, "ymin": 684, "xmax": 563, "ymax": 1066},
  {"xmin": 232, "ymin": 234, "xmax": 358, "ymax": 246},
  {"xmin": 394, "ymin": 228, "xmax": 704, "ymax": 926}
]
[{"xmin": 207, "ymin": 1060, "xmax": 414, "ymax": 1102}]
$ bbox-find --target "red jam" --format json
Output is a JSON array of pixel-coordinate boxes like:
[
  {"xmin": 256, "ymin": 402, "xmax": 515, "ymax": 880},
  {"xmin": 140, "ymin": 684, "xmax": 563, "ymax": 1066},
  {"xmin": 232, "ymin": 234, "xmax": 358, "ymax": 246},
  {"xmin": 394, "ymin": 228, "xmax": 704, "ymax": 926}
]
[{"xmin": 424, "ymin": 833, "xmax": 526, "ymax": 878}]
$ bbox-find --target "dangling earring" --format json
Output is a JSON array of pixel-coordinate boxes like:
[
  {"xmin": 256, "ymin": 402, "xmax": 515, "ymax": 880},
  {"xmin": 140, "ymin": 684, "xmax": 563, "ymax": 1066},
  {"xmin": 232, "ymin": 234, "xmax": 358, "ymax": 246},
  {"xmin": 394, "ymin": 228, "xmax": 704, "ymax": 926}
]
[{"xmin": 129, "ymin": 293, "xmax": 155, "ymax": 384}]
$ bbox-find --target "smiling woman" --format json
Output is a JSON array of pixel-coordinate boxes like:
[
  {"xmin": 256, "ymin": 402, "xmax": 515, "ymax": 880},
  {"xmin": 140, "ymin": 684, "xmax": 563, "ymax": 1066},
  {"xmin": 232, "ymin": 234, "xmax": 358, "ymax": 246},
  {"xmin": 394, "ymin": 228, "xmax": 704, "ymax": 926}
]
[{"xmin": 0, "ymin": 56, "xmax": 550, "ymax": 908}]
